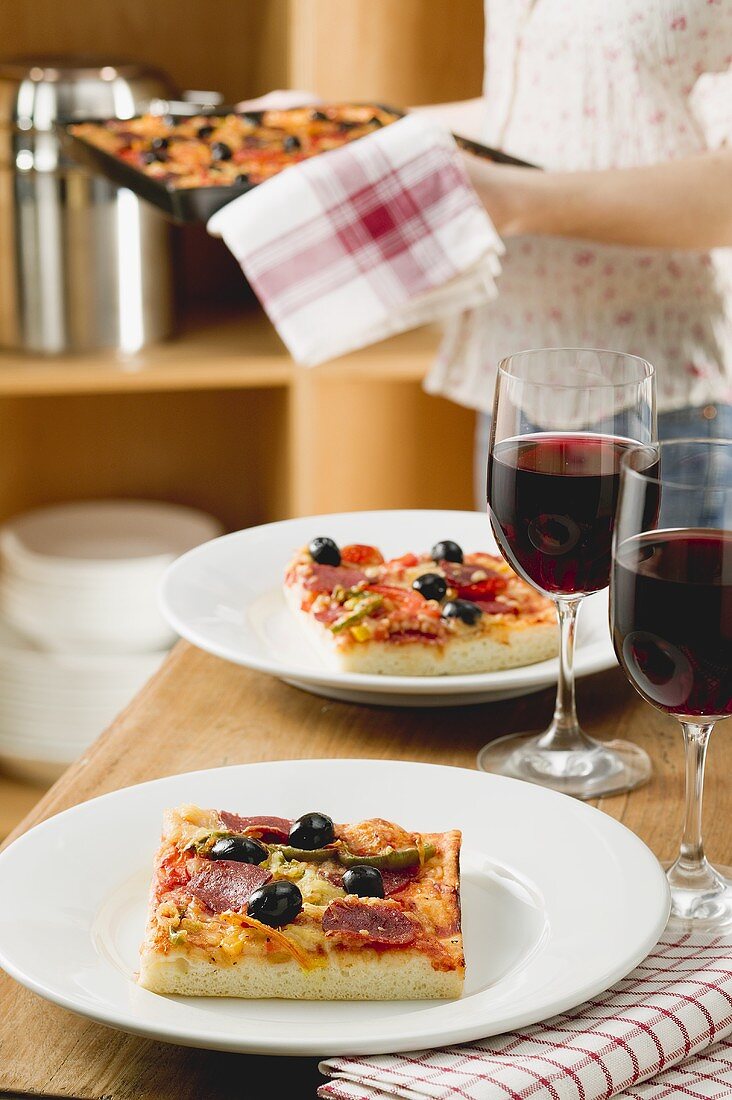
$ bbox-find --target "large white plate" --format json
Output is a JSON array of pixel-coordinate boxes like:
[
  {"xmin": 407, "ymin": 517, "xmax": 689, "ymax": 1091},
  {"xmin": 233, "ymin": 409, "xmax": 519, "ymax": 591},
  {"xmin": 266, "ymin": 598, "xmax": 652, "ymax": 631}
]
[
  {"xmin": 160, "ymin": 510, "xmax": 617, "ymax": 706},
  {"xmin": 0, "ymin": 760, "xmax": 669, "ymax": 1057}
]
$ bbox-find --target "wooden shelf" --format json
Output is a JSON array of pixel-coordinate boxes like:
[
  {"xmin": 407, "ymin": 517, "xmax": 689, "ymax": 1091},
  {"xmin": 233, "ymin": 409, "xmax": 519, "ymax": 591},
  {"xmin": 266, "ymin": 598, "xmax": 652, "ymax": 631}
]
[
  {"xmin": 0, "ymin": 310, "xmax": 290, "ymax": 396},
  {"xmin": 0, "ymin": 0, "xmax": 482, "ymax": 527},
  {"xmin": 0, "ymin": 308, "xmax": 470, "ymax": 526},
  {"xmin": 0, "ymin": 308, "xmax": 442, "ymax": 396}
]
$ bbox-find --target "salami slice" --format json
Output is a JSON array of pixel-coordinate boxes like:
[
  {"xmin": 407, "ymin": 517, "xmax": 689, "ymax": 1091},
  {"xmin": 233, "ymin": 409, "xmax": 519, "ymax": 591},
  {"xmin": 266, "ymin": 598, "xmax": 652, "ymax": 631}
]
[
  {"xmin": 318, "ymin": 864, "xmax": 344, "ymax": 889},
  {"xmin": 303, "ymin": 564, "xmax": 368, "ymax": 592},
  {"xmin": 442, "ymin": 562, "xmax": 507, "ymax": 600},
  {"xmin": 386, "ymin": 630, "xmax": 441, "ymax": 644},
  {"xmin": 188, "ymin": 860, "xmax": 271, "ymax": 914},
  {"xmin": 321, "ymin": 865, "xmax": 416, "ymax": 897},
  {"xmin": 313, "ymin": 606, "xmax": 342, "ymax": 624},
  {"xmin": 219, "ymin": 812, "xmax": 292, "ymax": 842},
  {"xmin": 473, "ymin": 599, "xmax": 519, "ymax": 616},
  {"xmin": 380, "ymin": 867, "xmax": 419, "ymax": 896},
  {"xmin": 322, "ymin": 898, "xmax": 416, "ymax": 944}
]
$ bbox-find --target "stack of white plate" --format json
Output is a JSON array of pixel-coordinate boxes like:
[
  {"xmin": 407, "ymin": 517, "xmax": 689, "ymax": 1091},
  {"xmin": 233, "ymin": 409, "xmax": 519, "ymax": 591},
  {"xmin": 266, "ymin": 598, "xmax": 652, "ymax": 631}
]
[
  {"xmin": 0, "ymin": 500, "xmax": 223, "ymax": 782},
  {"xmin": 0, "ymin": 618, "xmax": 167, "ymax": 784}
]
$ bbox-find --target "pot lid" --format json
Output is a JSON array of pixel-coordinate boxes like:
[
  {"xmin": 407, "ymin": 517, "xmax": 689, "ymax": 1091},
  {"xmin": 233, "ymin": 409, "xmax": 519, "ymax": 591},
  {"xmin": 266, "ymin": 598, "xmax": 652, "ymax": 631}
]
[{"xmin": 0, "ymin": 56, "xmax": 177, "ymax": 130}]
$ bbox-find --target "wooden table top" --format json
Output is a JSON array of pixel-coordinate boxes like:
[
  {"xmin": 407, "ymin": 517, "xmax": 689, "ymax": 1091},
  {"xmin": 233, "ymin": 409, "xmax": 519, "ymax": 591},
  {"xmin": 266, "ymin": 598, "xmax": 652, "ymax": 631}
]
[{"xmin": 2, "ymin": 642, "xmax": 730, "ymax": 1099}]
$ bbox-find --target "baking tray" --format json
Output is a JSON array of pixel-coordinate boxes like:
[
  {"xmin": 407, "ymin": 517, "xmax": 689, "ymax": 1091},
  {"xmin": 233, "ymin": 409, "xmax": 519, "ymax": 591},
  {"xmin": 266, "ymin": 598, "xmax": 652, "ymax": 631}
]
[{"xmin": 59, "ymin": 104, "xmax": 535, "ymax": 225}]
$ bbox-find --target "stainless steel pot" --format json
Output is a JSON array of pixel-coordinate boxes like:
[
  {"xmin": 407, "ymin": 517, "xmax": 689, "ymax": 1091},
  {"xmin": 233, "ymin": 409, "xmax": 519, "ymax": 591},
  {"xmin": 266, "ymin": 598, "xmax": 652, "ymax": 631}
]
[{"xmin": 0, "ymin": 58, "xmax": 176, "ymax": 354}]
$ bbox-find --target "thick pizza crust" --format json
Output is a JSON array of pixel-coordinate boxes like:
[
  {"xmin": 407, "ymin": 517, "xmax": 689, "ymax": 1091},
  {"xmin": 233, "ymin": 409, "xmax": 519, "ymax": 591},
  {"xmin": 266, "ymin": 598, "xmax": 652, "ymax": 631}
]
[
  {"xmin": 139, "ymin": 945, "xmax": 464, "ymax": 1000},
  {"xmin": 285, "ymin": 585, "xmax": 557, "ymax": 676}
]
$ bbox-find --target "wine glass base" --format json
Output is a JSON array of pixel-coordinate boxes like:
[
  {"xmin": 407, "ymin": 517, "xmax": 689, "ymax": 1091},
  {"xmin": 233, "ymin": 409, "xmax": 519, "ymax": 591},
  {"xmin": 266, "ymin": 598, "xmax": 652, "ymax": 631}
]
[
  {"xmin": 663, "ymin": 862, "xmax": 732, "ymax": 934},
  {"xmin": 476, "ymin": 730, "xmax": 652, "ymax": 799}
]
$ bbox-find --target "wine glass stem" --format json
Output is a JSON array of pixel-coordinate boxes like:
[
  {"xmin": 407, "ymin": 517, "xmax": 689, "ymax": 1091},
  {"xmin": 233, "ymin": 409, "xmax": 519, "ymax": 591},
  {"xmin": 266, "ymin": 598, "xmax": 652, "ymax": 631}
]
[
  {"xmin": 536, "ymin": 596, "xmax": 593, "ymax": 752},
  {"xmin": 667, "ymin": 722, "xmax": 720, "ymax": 894}
]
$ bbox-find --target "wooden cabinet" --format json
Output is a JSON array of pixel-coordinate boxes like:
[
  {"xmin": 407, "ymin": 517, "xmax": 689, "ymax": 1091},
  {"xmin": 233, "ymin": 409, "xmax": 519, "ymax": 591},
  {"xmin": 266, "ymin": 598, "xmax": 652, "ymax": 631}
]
[{"xmin": 0, "ymin": 0, "xmax": 484, "ymax": 530}]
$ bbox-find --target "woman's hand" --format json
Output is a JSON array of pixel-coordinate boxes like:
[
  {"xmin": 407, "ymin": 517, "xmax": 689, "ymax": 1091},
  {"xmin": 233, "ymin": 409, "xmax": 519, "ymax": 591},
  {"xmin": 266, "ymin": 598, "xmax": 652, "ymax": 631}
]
[
  {"xmin": 461, "ymin": 155, "xmax": 535, "ymax": 237},
  {"xmin": 463, "ymin": 147, "xmax": 732, "ymax": 250}
]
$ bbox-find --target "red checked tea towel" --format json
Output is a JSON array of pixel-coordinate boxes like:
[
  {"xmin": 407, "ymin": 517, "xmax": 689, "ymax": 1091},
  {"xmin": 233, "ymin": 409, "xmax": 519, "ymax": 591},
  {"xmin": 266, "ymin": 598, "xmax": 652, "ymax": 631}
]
[
  {"xmin": 207, "ymin": 113, "xmax": 503, "ymax": 366},
  {"xmin": 319, "ymin": 931, "xmax": 732, "ymax": 1100}
]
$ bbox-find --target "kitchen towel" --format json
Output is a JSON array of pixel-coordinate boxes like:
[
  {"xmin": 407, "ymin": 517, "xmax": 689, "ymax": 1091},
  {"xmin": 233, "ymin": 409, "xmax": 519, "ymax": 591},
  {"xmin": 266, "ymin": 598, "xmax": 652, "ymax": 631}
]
[
  {"xmin": 207, "ymin": 113, "xmax": 503, "ymax": 366},
  {"xmin": 319, "ymin": 930, "xmax": 732, "ymax": 1100}
]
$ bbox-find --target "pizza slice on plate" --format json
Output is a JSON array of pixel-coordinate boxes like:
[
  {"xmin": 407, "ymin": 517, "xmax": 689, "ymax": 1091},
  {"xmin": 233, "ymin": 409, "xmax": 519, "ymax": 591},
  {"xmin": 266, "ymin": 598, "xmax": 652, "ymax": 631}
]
[
  {"xmin": 139, "ymin": 806, "xmax": 464, "ymax": 1000},
  {"xmin": 284, "ymin": 537, "xmax": 556, "ymax": 675}
]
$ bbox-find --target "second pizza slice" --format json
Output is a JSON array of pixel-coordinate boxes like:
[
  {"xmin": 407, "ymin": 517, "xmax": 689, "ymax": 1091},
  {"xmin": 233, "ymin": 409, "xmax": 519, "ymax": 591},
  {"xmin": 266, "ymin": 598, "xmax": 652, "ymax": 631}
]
[{"xmin": 284, "ymin": 537, "xmax": 557, "ymax": 675}]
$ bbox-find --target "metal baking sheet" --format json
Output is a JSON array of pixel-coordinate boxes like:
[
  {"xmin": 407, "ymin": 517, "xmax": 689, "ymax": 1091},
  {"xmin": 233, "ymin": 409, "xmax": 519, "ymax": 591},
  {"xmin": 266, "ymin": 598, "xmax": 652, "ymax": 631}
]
[{"xmin": 59, "ymin": 104, "xmax": 535, "ymax": 225}]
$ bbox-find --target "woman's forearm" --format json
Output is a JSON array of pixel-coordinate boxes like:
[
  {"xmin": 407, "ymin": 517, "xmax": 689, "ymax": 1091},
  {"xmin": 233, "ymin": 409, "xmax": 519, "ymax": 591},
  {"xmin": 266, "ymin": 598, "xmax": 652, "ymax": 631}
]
[{"xmin": 466, "ymin": 149, "xmax": 732, "ymax": 250}]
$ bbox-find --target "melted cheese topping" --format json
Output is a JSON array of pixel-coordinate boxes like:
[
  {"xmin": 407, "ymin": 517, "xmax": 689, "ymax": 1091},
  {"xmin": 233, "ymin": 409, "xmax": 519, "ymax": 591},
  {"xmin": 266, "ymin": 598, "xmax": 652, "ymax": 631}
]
[
  {"xmin": 224, "ymin": 913, "xmax": 323, "ymax": 970},
  {"xmin": 148, "ymin": 807, "xmax": 463, "ymax": 974},
  {"xmin": 286, "ymin": 546, "xmax": 554, "ymax": 649}
]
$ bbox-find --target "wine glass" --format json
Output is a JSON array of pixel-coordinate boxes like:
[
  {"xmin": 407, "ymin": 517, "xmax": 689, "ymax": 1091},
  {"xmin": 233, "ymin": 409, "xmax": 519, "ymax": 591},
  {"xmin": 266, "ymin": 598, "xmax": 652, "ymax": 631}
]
[
  {"xmin": 478, "ymin": 348, "xmax": 656, "ymax": 798},
  {"xmin": 612, "ymin": 438, "xmax": 732, "ymax": 929}
]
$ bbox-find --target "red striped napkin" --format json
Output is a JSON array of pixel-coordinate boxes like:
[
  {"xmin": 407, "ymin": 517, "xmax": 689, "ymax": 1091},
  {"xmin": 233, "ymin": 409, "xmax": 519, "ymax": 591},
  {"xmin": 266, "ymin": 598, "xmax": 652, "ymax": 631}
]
[
  {"xmin": 319, "ymin": 931, "xmax": 732, "ymax": 1100},
  {"xmin": 207, "ymin": 113, "xmax": 503, "ymax": 366}
]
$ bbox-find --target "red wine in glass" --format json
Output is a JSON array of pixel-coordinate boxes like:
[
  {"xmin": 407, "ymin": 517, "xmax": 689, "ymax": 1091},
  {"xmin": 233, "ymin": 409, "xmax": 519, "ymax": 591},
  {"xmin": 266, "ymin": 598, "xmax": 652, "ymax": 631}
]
[
  {"xmin": 478, "ymin": 348, "xmax": 655, "ymax": 798},
  {"xmin": 612, "ymin": 440, "xmax": 732, "ymax": 929},
  {"xmin": 488, "ymin": 433, "xmax": 642, "ymax": 597},
  {"xmin": 613, "ymin": 529, "xmax": 732, "ymax": 719}
]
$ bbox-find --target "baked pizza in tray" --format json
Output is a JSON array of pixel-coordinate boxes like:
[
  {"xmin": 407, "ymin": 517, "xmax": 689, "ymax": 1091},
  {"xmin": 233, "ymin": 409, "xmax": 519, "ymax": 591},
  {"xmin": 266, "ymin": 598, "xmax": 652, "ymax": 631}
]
[
  {"xmin": 65, "ymin": 102, "xmax": 533, "ymax": 221},
  {"xmin": 139, "ymin": 805, "xmax": 464, "ymax": 1000},
  {"xmin": 70, "ymin": 104, "xmax": 400, "ymax": 191},
  {"xmin": 284, "ymin": 537, "xmax": 557, "ymax": 676}
]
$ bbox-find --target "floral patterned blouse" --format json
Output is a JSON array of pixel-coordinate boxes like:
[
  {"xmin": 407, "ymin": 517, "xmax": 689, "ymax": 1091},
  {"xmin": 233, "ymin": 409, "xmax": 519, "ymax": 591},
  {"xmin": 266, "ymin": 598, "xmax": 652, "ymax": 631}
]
[{"xmin": 425, "ymin": 0, "xmax": 732, "ymax": 414}]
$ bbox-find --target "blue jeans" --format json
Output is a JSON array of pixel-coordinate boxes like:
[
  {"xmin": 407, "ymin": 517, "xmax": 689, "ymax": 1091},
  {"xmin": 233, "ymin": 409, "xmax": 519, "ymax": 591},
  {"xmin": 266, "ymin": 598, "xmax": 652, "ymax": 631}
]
[{"xmin": 474, "ymin": 403, "xmax": 732, "ymax": 510}]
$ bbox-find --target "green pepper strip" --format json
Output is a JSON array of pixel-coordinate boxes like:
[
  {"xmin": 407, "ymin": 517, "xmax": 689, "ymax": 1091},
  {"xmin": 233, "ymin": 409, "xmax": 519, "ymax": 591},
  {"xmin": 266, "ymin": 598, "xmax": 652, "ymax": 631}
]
[
  {"xmin": 270, "ymin": 842, "xmax": 436, "ymax": 870},
  {"xmin": 270, "ymin": 844, "xmax": 336, "ymax": 863},
  {"xmin": 182, "ymin": 830, "xmax": 231, "ymax": 854},
  {"xmin": 330, "ymin": 595, "xmax": 383, "ymax": 635},
  {"xmin": 188, "ymin": 834, "xmax": 437, "ymax": 871},
  {"xmin": 337, "ymin": 843, "xmax": 436, "ymax": 870}
]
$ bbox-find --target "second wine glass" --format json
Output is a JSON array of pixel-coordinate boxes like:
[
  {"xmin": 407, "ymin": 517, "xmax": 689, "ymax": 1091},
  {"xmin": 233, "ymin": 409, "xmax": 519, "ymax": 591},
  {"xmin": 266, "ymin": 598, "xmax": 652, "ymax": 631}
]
[
  {"xmin": 612, "ymin": 439, "xmax": 732, "ymax": 929},
  {"xmin": 478, "ymin": 348, "xmax": 656, "ymax": 798}
]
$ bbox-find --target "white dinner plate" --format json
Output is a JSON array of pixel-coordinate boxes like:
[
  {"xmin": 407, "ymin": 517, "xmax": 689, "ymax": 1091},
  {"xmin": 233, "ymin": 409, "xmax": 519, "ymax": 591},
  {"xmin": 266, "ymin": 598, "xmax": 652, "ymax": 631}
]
[
  {"xmin": 0, "ymin": 760, "xmax": 669, "ymax": 1056},
  {"xmin": 160, "ymin": 509, "xmax": 617, "ymax": 706}
]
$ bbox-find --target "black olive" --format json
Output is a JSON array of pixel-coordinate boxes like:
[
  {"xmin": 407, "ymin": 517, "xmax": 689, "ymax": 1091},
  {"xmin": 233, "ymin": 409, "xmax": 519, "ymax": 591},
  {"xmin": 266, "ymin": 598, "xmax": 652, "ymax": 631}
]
[
  {"xmin": 211, "ymin": 141, "xmax": 232, "ymax": 161},
  {"xmin": 248, "ymin": 881, "xmax": 303, "ymax": 927},
  {"xmin": 412, "ymin": 572, "xmax": 448, "ymax": 602},
  {"xmin": 338, "ymin": 120, "xmax": 359, "ymax": 132},
  {"xmin": 140, "ymin": 150, "xmax": 161, "ymax": 165},
  {"xmin": 368, "ymin": 115, "xmax": 384, "ymax": 127},
  {"xmin": 310, "ymin": 109, "xmax": 329, "ymax": 121},
  {"xmin": 442, "ymin": 599, "xmax": 483, "ymax": 626},
  {"xmin": 308, "ymin": 537, "xmax": 341, "ymax": 566},
  {"xmin": 209, "ymin": 836, "xmax": 268, "ymax": 864},
  {"xmin": 151, "ymin": 136, "xmax": 169, "ymax": 151},
  {"xmin": 431, "ymin": 540, "xmax": 464, "ymax": 563},
  {"xmin": 342, "ymin": 865, "xmax": 384, "ymax": 898},
  {"xmin": 289, "ymin": 812, "xmax": 335, "ymax": 850},
  {"xmin": 197, "ymin": 124, "xmax": 215, "ymax": 139},
  {"xmin": 283, "ymin": 134, "xmax": 301, "ymax": 152},
  {"xmin": 241, "ymin": 112, "xmax": 261, "ymax": 126},
  {"xmin": 235, "ymin": 172, "xmax": 251, "ymax": 185}
]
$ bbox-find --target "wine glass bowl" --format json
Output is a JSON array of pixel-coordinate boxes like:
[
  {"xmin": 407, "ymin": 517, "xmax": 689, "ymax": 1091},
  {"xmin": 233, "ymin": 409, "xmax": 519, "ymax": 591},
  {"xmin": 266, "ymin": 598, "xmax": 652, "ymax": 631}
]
[
  {"xmin": 612, "ymin": 439, "xmax": 732, "ymax": 930},
  {"xmin": 489, "ymin": 434, "xmax": 647, "ymax": 597},
  {"xmin": 478, "ymin": 348, "xmax": 656, "ymax": 798}
]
